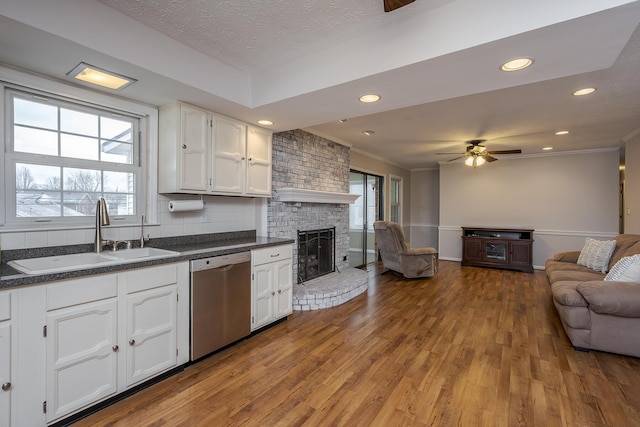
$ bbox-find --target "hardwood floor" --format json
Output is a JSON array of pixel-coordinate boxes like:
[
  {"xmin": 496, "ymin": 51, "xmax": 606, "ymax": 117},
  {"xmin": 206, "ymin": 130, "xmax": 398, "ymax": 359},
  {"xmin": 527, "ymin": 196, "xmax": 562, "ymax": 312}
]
[{"xmin": 73, "ymin": 261, "xmax": 640, "ymax": 426}]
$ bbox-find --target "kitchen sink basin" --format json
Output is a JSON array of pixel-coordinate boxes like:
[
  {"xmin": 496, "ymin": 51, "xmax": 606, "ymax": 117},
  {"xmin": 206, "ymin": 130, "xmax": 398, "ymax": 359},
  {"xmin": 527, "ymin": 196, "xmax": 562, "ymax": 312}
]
[
  {"xmin": 104, "ymin": 247, "xmax": 179, "ymax": 260},
  {"xmin": 8, "ymin": 252, "xmax": 117, "ymax": 275},
  {"xmin": 8, "ymin": 248, "xmax": 180, "ymax": 275}
]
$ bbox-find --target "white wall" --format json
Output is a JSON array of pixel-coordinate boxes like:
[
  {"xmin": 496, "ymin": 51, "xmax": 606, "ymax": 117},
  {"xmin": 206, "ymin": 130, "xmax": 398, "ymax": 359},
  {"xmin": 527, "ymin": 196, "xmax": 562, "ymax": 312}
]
[
  {"xmin": 409, "ymin": 169, "xmax": 439, "ymax": 248},
  {"xmin": 625, "ymin": 133, "xmax": 640, "ymax": 233},
  {"xmin": 439, "ymin": 150, "xmax": 620, "ymax": 268}
]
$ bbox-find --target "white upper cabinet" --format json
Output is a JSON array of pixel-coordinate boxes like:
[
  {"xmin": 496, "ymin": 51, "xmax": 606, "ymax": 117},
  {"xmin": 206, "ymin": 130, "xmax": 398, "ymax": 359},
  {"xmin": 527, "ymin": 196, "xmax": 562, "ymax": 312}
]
[
  {"xmin": 246, "ymin": 126, "xmax": 273, "ymax": 197},
  {"xmin": 211, "ymin": 116, "xmax": 247, "ymax": 194},
  {"xmin": 159, "ymin": 102, "xmax": 272, "ymax": 197},
  {"xmin": 159, "ymin": 102, "xmax": 210, "ymax": 193}
]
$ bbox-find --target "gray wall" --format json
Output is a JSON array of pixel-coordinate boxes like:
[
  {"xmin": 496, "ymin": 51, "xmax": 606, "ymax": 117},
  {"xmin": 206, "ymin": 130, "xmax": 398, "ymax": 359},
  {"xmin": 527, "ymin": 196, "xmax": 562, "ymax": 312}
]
[
  {"xmin": 625, "ymin": 133, "xmax": 640, "ymax": 233},
  {"xmin": 438, "ymin": 150, "xmax": 620, "ymax": 268}
]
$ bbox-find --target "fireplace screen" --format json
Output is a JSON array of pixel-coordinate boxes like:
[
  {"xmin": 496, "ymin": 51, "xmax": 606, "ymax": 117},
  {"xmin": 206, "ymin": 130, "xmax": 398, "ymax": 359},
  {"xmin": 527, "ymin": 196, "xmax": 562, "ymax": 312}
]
[{"xmin": 298, "ymin": 227, "xmax": 335, "ymax": 283}]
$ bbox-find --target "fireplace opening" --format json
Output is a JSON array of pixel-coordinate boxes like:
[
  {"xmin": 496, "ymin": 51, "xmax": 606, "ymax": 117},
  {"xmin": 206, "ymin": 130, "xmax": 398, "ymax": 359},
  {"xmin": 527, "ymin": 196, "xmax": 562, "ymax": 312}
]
[{"xmin": 298, "ymin": 227, "xmax": 335, "ymax": 283}]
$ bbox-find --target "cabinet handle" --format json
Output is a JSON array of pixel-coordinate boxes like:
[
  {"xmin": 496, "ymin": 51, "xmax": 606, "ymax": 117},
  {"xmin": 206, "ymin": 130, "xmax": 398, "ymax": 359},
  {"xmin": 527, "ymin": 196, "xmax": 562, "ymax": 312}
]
[
  {"xmin": 112, "ymin": 345, "xmax": 119, "ymax": 352},
  {"xmin": 270, "ymin": 253, "xmax": 280, "ymax": 258},
  {"xmin": 1, "ymin": 382, "xmax": 11, "ymax": 391},
  {"xmin": 248, "ymin": 157, "xmax": 253, "ymax": 161},
  {"xmin": 278, "ymin": 289, "xmax": 282, "ymax": 294},
  {"xmin": 241, "ymin": 156, "xmax": 246, "ymax": 160},
  {"xmin": 271, "ymin": 291, "xmax": 276, "ymax": 296},
  {"xmin": 129, "ymin": 339, "xmax": 136, "ymax": 346},
  {"xmin": 182, "ymin": 144, "xmax": 187, "ymax": 149}
]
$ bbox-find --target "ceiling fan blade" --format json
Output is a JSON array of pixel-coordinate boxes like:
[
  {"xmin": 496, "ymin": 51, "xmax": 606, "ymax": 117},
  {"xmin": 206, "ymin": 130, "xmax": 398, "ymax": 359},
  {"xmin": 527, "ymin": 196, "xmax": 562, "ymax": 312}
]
[
  {"xmin": 384, "ymin": 0, "xmax": 415, "ymax": 12},
  {"xmin": 487, "ymin": 149, "xmax": 522, "ymax": 155},
  {"xmin": 446, "ymin": 156, "xmax": 464, "ymax": 162},
  {"xmin": 436, "ymin": 152, "xmax": 465, "ymax": 155},
  {"xmin": 485, "ymin": 155, "xmax": 498, "ymax": 162}
]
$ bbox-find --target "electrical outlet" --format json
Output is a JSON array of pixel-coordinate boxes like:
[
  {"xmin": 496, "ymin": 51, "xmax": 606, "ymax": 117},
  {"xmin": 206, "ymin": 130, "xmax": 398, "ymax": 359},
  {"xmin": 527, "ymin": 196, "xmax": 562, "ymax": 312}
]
[{"xmin": 201, "ymin": 210, "xmax": 212, "ymax": 223}]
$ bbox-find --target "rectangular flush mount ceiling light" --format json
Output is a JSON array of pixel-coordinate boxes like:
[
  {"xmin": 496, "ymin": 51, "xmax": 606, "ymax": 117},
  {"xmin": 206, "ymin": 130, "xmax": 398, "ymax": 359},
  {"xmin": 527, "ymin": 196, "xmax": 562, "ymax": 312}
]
[{"xmin": 67, "ymin": 62, "xmax": 136, "ymax": 90}]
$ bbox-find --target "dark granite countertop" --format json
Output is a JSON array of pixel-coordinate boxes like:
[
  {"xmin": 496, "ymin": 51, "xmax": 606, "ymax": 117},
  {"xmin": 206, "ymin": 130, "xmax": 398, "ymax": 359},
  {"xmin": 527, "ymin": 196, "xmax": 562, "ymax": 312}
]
[{"xmin": 0, "ymin": 231, "xmax": 294, "ymax": 290}]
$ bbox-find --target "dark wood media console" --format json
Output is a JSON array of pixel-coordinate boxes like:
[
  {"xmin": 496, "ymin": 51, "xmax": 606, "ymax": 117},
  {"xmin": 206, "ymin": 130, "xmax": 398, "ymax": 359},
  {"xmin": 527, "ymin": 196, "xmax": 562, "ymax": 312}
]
[{"xmin": 461, "ymin": 227, "xmax": 534, "ymax": 273}]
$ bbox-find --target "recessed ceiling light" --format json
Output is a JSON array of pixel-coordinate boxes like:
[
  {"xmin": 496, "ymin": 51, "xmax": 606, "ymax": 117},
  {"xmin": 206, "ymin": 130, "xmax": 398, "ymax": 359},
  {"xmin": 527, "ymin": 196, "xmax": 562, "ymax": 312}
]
[
  {"xmin": 338, "ymin": 118, "xmax": 348, "ymax": 123},
  {"xmin": 573, "ymin": 87, "xmax": 596, "ymax": 96},
  {"xmin": 257, "ymin": 119, "xmax": 274, "ymax": 126},
  {"xmin": 555, "ymin": 131, "xmax": 569, "ymax": 135},
  {"xmin": 67, "ymin": 62, "xmax": 136, "ymax": 90},
  {"xmin": 361, "ymin": 130, "xmax": 375, "ymax": 136},
  {"xmin": 359, "ymin": 94, "xmax": 381, "ymax": 103},
  {"xmin": 543, "ymin": 147, "xmax": 554, "ymax": 151},
  {"xmin": 500, "ymin": 58, "xmax": 534, "ymax": 72}
]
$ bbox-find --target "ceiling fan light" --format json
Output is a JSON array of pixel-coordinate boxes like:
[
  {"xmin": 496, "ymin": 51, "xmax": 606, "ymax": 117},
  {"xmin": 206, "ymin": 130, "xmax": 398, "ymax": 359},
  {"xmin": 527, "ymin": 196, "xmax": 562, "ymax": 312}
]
[
  {"xmin": 464, "ymin": 156, "xmax": 474, "ymax": 166},
  {"xmin": 475, "ymin": 156, "xmax": 486, "ymax": 166}
]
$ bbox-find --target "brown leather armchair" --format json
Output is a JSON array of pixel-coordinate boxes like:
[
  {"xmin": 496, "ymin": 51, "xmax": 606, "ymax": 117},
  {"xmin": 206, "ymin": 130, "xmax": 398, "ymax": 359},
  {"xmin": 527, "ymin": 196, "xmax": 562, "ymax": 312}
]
[{"xmin": 373, "ymin": 221, "xmax": 438, "ymax": 278}]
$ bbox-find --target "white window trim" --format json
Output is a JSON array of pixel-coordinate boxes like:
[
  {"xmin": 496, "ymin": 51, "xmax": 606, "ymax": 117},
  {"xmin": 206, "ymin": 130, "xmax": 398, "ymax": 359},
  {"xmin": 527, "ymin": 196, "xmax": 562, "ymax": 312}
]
[
  {"xmin": 0, "ymin": 65, "xmax": 158, "ymax": 231},
  {"xmin": 389, "ymin": 174, "xmax": 403, "ymax": 226}
]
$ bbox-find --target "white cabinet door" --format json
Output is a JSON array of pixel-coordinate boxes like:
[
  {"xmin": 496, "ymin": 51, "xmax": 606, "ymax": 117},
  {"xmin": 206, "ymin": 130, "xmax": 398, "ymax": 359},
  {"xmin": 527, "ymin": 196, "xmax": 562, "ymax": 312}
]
[
  {"xmin": 274, "ymin": 258, "xmax": 293, "ymax": 319},
  {"xmin": 125, "ymin": 285, "xmax": 177, "ymax": 387},
  {"xmin": 179, "ymin": 104, "xmax": 210, "ymax": 192},
  {"xmin": 246, "ymin": 126, "xmax": 272, "ymax": 196},
  {"xmin": 46, "ymin": 299, "xmax": 118, "ymax": 423},
  {"xmin": 0, "ymin": 322, "xmax": 11, "ymax": 427},
  {"xmin": 252, "ymin": 263, "xmax": 275, "ymax": 330},
  {"xmin": 212, "ymin": 116, "xmax": 246, "ymax": 194}
]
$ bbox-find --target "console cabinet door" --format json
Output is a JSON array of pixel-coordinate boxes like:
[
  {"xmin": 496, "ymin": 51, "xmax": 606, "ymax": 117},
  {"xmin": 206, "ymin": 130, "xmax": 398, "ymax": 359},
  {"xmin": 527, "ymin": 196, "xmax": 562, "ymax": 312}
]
[
  {"xmin": 0, "ymin": 322, "xmax": 10, "ymax": 427},
  {"xmin": 125, "ymin": 285, "xmax": 178, "ymax": 387},
  {"xmin": 46, "ymin": 299, "xmax": 118, "ymax": 423},
  {"xmin": 462, "ymin": 238, "xmax": 483, "ymax": 264},
  {"xmin": 509, "ymin": 240, "xmax": 533, "ymax": 270}
]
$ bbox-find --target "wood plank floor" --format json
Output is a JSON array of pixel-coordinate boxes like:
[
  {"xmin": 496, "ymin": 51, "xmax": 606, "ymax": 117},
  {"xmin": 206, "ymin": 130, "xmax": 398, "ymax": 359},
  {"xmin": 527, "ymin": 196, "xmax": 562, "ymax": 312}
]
[{"xmin": 73, "ymin": 261, "xmax": 640, "ymax": 426}]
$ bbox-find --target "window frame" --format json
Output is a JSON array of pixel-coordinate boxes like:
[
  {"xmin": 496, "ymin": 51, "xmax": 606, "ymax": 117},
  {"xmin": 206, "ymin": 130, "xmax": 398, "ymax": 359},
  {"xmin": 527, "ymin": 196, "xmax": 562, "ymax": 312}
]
[
  {"xmin": 389, "ymin": 174, "xmax": 403, "ymax": 225},
  {"xmin": 0, "ymin": 66, "xmax": 158, "ymax": 231}
]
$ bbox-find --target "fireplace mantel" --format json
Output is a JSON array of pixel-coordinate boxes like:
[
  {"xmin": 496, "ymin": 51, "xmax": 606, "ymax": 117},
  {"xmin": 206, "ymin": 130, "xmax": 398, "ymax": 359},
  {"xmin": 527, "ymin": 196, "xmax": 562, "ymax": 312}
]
[{"xmin": 276, "ymin": 188, "xmax": 360, "ymax": 204}]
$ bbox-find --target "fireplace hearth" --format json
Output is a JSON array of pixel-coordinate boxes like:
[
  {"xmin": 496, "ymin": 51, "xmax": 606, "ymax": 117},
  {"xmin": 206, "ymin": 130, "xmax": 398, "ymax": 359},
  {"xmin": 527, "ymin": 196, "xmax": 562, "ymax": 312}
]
[{"xmin": 298, "ymin": 227, "xmax": 335, "ymax": 283}]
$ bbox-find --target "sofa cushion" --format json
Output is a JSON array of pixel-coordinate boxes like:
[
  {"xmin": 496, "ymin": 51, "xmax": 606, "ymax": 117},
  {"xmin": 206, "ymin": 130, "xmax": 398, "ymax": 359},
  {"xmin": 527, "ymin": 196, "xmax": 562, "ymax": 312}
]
[
  {"xmin": 547, "ymin": 269, "xmax": 604, "ymax": 284},
  {"xmin": 605, "ymin": 254, "xmax": 640, "ymax": 282},
  {"xmin": 578, "ymin": 281, "xmax": 640, "ymax": 317},
  {"xmin": 551, "ymin": 281, "xmax": 588, "ymax": 307},
  {"xmin": 577, "ymin": 238, "xmax": 616, "ymax": 273},
  {"xmin": 608, "ymin": 234, "xmax": 640, "ymax": 269}
]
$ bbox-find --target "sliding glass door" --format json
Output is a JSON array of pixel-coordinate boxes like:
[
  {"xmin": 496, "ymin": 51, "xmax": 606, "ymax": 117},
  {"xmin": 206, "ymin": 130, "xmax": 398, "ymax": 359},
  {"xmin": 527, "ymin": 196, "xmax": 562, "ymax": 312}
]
[{"xmin": 349, "ymin": 170, "xmax": 384, "ymax": 267}]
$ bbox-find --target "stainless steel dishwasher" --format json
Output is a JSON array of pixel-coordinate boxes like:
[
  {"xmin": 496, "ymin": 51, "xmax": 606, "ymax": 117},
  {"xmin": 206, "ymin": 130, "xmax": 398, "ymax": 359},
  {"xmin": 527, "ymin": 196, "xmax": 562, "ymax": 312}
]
[{"xmin": 190, "ymin": 252, "xmax": 251, "ymax": 360}]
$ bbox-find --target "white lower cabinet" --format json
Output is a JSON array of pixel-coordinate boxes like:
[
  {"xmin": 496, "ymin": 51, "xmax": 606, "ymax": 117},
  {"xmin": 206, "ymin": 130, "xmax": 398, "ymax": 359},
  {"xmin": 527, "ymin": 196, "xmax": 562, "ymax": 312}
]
[
  {"xmin": 10, "ymin": 261, "xmax": 192, "ymax": 426},
  {"xmin": 0, "ymin": 291, "xmax": 13, "ymax": 427},
  {"xmin": 251, "ymin": 245, "xmax": 293, "ymax": 331},
  {"xmin": 46, "ymin": 298, "xmax": 118, "ymax": 423},
  {"xmin": 125, "ymin": 285, "xmax": 177, "ymax": 387}
]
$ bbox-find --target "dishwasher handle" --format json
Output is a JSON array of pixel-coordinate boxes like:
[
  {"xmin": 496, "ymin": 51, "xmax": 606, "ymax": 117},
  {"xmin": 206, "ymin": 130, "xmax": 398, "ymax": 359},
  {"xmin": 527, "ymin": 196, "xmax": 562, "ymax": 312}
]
[{"xmin": 190, "ymin": 251, "xmax": 251, "ymax": 271}]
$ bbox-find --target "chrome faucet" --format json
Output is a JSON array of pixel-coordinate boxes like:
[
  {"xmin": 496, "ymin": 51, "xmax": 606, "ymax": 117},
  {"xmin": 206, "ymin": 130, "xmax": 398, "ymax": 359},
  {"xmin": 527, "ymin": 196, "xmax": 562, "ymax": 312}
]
[
  {"xmin": 94, "ymin": 198, "xmax": 111, "ymax": 253},
  {"xmin": 140, "ymin": 214, "xmax": 148, "ymax": 248}
]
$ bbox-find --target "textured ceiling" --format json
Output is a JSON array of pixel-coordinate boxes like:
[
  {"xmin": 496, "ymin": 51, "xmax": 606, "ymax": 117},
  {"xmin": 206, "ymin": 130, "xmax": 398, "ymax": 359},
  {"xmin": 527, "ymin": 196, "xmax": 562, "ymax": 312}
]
[
  {"xmin": 2, "ymin": 0, "xmax": 640, "ymax": 169},
  {"xmin": 98, "ymin": 0, "xmax": 453, "ymax": 70}
]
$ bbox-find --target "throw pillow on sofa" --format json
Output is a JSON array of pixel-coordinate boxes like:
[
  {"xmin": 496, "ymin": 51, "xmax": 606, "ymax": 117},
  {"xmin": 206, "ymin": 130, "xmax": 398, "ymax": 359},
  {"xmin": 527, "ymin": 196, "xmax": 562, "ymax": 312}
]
[
  {"xmin": 605, "ymin": 254, "xmax": 640, "ymax": 282},
  {"xmin": 577, "ymin": 237, "xmax": 617, "ymax": 273}
]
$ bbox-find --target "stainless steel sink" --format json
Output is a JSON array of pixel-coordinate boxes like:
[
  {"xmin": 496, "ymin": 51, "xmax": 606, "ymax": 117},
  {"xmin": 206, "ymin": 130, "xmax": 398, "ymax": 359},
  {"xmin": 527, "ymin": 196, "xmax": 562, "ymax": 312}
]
[{"xmin": 8, "ymin": 248, "xmax": 180, "ymax": 275}]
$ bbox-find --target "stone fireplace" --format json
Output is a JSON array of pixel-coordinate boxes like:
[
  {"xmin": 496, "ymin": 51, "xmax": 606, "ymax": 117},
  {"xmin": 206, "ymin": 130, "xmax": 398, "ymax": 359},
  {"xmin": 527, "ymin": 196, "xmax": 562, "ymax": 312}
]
[{"xmin": 267, "ymin": 130, "xmax": 368, "ymax": 310}]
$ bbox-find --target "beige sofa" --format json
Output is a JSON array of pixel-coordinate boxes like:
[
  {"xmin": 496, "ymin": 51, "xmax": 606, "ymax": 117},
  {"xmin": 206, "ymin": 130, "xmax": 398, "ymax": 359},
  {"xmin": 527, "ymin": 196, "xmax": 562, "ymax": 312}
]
[{"xmin": 545, "ymin": 234, "xmax": 640, "ymax": 357}]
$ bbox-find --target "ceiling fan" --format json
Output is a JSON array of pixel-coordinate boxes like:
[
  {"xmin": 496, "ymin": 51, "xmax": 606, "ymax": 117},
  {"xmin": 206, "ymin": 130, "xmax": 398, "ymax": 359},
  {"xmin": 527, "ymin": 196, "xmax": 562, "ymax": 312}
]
[
  {"xmin": 437, "ymin": 139, "xmax": 522, "ymax": 167},
  {"xmin": 384, "ymin": 0, "xmax": 415, "ymax": 12}
]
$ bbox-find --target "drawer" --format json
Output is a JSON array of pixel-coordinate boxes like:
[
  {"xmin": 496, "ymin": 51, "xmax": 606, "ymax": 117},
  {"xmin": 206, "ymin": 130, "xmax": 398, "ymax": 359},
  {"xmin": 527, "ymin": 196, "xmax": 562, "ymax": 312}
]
[
  {"xmin": 0, "ymin": 292, "xmax": 10, "ymax": 321},
  {"xmin": 126, "ymin": 263, "xmax": 178, "ymax": 294},
  {"xmin": 252, "ymin": 245, "xmax": 293, "ymax": 266},
  {"xmin": 47, "ymin": 274, "xmax": 118, "ymax": 311}
]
